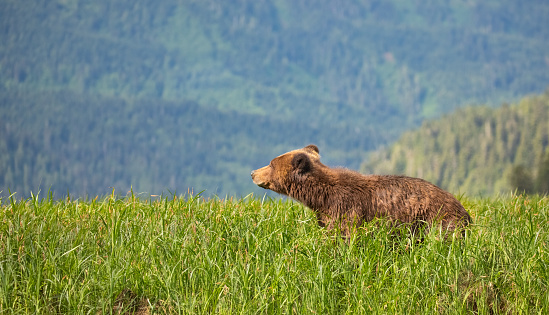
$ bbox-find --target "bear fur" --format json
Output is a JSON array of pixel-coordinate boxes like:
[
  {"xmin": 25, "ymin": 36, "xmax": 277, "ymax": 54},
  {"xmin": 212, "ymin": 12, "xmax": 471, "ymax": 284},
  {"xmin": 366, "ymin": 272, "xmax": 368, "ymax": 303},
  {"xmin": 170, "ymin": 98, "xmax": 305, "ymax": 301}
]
[{"xmin": 251, "ymin": 145, "xmax": 471, "ymax": 236}]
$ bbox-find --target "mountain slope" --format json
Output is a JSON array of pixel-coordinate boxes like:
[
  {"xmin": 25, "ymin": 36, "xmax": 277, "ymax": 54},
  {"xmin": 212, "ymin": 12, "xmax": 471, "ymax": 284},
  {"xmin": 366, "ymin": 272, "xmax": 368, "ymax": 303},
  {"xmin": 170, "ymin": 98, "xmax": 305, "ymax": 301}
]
[
  {"xmin": 361, "ymin": 90, "xmax": 549, "ymax": 196},
  {"xmin": 2, "ymin": 0, "xmax": 549, "ymax": 197},
  {"xmin": 3, "ymin": 0, "xmax": 548, "ymax": 119}
]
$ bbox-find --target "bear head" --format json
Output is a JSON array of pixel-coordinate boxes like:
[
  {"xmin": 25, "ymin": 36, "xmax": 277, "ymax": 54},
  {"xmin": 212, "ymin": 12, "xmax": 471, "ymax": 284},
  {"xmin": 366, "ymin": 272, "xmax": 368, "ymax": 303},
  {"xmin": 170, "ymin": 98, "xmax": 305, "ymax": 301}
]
[{"xmin": 251, "ymin": 144, "xmax": 321, "ymax": 195}]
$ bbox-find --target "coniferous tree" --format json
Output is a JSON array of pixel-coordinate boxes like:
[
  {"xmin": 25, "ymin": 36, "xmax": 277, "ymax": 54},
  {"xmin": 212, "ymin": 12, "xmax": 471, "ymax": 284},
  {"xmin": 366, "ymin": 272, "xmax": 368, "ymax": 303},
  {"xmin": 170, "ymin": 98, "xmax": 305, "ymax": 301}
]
[
  {"xmin": 509, "ymin": 165, "xmax": 535, "ymax": 194},
  {"xmin": 536, "ymin": 152, "xmax": 549, "ymax": 194}
]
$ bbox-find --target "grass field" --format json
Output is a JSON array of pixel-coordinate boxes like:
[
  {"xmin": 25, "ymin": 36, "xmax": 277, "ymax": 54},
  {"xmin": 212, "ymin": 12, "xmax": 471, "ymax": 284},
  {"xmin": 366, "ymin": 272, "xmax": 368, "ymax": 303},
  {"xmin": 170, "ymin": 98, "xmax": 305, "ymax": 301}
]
[{"xmin": 1, "ymin": 191, "xmax": 548, "ymax": 314}]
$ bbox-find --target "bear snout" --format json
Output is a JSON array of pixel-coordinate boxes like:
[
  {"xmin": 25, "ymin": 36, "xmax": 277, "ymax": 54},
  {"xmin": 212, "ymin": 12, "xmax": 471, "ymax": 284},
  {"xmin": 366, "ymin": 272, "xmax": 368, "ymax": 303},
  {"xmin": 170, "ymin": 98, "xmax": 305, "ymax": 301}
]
[{"xmin": 251, "ymin": 167, "xmax": 270, "ymax": 189}]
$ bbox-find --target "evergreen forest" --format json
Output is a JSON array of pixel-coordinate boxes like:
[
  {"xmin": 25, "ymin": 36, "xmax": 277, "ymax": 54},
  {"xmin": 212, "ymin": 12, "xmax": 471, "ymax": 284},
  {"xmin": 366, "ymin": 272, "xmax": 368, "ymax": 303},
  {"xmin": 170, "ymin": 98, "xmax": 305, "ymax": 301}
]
[
  {"xmin": 362, "ymin": 90, "xmax": 549, "ymax": 196},
  {"xmin": 2, "ymin": 0, "xmax": 549, "ymax": 197}
]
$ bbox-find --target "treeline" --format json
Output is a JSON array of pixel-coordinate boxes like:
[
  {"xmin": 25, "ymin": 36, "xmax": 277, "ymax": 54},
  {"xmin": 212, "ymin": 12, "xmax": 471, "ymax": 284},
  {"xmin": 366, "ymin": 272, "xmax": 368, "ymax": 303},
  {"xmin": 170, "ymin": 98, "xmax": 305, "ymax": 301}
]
[
  {"xmin": 362, "ymin": 89, "xmax": 549, "ymax": 196},
  {"xmin": 0, "ymin": 87, "xmax": 376, "ymax": 198},
  {"xmin": 509, "ymin": 156, "xmax": 549, "ymax": 195}
]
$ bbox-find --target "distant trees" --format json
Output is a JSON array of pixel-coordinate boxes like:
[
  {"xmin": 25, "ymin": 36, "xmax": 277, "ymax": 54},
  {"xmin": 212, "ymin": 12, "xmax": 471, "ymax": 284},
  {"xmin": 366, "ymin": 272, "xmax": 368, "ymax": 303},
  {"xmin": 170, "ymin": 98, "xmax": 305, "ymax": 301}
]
[
  {"xmin": 3, "ymin": 0, "xmax": 549, "ymax": 137},
  {"xmin": 509, "ymin": 165, "xmax": 535, "ymax": 194},
  {"xmin": 538, "ymin": 153, "xmax": 549, "ymax": 194},
  {"xmin": 3, "ymin": 0, "xmax": 549, "ymax": 198},
  {"xmin": 0, "ymin": 87, "xmax": 377, "ymax": 199},
  {"xmin": 510, "ymin": 151, "xmax": 549, "ymax": 194},
  {"xmin": 363, "ymin": 90, "xmax": 549, "ymax": 196}
]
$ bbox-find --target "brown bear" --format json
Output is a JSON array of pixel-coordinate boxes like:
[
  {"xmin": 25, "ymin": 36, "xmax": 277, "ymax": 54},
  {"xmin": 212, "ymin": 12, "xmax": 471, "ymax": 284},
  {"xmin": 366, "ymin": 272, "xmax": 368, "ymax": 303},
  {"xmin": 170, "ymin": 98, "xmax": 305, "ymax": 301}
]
[{"xmin": 251, "ymin": 145, "xmax": 471, "ymax": 236}]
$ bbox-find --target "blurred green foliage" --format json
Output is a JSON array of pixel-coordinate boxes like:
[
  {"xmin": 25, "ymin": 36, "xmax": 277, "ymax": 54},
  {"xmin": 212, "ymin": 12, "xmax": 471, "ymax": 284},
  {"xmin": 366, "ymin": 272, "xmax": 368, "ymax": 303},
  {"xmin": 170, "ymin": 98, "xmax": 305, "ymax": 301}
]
[
  {"xmin": 1, "ymin": 0, "xmax": 549, "ymax": 197},
  {"xmin": 362, "ymin": 89, "xmax": 549, "ymax": 196}
]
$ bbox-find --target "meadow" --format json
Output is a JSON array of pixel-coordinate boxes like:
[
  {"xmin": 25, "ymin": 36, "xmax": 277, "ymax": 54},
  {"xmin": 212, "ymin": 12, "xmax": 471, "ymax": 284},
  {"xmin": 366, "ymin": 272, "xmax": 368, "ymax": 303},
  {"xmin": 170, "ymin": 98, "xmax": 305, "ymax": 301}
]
[{"xmin": 1, "ymin": 191, "xmax": 548, "ymax": 314}]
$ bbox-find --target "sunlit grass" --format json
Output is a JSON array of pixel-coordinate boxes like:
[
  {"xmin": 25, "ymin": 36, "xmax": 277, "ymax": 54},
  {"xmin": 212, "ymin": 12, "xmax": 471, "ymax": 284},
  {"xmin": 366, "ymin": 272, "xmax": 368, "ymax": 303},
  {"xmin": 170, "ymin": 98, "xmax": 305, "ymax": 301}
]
[{"xmin": 1, "ymin": 191, "xmax": 548, "ymax": 313}]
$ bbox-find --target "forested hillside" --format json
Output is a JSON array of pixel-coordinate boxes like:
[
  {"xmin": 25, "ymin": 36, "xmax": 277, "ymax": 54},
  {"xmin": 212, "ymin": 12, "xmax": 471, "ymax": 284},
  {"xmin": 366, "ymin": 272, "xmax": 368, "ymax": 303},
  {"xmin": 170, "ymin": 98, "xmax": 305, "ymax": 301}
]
[
  {"xmin": 0, "ymin": 87, "xmax": 371, "ymax": 197},
  {"xmin": 2, "ymin": 0, "xmax": 549, "ymax": 197},
  {"xmin": 362, "ymin": 90, "xmax": 549, "ymax": 196}
]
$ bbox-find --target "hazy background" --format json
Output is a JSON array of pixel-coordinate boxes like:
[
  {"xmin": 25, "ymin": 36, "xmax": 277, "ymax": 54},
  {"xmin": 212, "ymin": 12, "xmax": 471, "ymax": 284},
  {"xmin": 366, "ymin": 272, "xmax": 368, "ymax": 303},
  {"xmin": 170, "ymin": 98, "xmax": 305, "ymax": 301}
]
[{"xmin": 1, "ymin": 0, "xmax": 549, "ymax": 198}]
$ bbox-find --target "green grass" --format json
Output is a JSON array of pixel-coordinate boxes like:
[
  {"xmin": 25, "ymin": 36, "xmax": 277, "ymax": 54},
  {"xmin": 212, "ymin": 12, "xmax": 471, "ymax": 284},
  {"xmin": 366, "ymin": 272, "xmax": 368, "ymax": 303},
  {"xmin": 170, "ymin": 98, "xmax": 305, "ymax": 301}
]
[{"xmin": 1, "ymin": 191, "xmax": 548, "ymax": 314}]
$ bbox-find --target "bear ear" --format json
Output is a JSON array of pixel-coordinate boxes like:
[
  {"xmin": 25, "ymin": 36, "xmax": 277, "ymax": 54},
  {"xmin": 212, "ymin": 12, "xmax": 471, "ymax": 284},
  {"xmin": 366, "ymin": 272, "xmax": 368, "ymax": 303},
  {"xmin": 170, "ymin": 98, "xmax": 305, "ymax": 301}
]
[
  {"xmin": 292, "ymin": 153, "xmax": 312, "ymax": 174},
  {"xmin": 304, "ymin": 144, "xmax": 319, "ymax": 154}
]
